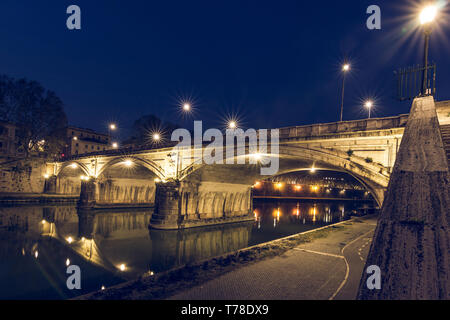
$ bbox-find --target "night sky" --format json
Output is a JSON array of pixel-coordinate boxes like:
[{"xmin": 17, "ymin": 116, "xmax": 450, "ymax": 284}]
[{"xmin": 1, "ymin": 0, "xmax": 449, "ymax": 140}]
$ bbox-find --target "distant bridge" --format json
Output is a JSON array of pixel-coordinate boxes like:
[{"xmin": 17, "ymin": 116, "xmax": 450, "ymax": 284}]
[{"xmin": 45, "ymin": 101, "xmax": 450, "ymax": 229}]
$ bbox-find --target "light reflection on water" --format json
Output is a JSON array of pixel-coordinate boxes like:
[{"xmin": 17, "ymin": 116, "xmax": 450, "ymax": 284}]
[
  {"xmin": 0, "ymin": 199, "xmax": 372, "ymax": 299},
  {"xmin": 249, "ymin": 199, "xmax": 361, "ymax": 246}
]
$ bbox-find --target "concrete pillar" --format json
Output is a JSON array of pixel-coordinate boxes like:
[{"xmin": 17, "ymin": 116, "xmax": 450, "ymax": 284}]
[
  {"xmin": 44, "ymin": 175, "xmax": 57, "ymax": 194},
  {"xmin": 78, "ymin": 179, "xmax": 98, "ymax": 209},
  {"xmin": 150, "ymin": 181, "xmax": 181, "ymax": 230},
  {"xmin": 358, "ymin": 96, "xmax": 450, "ymax": 300}
]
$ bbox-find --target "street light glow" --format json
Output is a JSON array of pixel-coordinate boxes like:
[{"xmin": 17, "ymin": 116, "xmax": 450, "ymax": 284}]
[
  {"xmin": 109, "ymin": 124, "xmax": 117, "ymax": 130},
  {"xmin": 153, "ymin": 133, "xmax": 161, "ymax": 141},
  {"xmin": 365, "ymin": 100, "xmax": 374, "ymax": 118},
  {"xmin": 228, "ymin": 121, "xmax": 237, "ymax": 129},
  {"xmin": 420, "ymin": 5, "xmax": 438, "ymax": 25},
  {"xmin": 112, "ymin": 142, "xmax": 118, "ymax": 149},
  {"xmin": 123, "ymin": 160, "xmax": 133, "ymax": 167},
  {"xmin": 342, "ymin": 64, "xmax": 350, "ymax": 72},
  {"xmin": 183, "ymin": 103, "xmax": 191, "ymax": 111},
  {"xmin": 251, "ymin": 153, "xmax": 262, "ymax": 161}
]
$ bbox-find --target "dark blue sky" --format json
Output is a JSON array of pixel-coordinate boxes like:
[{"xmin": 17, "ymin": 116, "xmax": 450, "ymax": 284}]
[{"xmin": 1, "ymin": 0, "xmax": 449, "ymax": 139}]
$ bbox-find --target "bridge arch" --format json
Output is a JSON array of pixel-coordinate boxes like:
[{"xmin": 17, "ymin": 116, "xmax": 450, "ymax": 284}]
[
  {"xmin": 96, "ymin": 156, "xmax": 166, "ymax": 179},
  {"xmin": 178, "ymin": 145, "xmax": 389, "ymax": 206},
  {"xmin": 56, "ymin": 161, "xmax": 90, "ymax": 177}
]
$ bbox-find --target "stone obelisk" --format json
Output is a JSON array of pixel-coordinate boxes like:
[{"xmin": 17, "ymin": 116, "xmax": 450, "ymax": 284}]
[{"xmin": 357, "ymin": 96, "xmax": 449, "ymax": 299}]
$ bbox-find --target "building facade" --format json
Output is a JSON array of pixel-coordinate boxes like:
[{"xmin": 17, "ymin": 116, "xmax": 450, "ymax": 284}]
[{"xmin": 65, "ymin": 126, "xmax": 111, "ymax": 156}]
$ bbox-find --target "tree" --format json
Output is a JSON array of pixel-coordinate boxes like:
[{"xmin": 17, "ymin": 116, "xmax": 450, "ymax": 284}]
[
  {"xmin": 124, "ymin": 114, "xmax": 180, "ymax": 148},
  {"xmin": 0, "ymin": 75, "xmax": 68, "ymax": 158}
]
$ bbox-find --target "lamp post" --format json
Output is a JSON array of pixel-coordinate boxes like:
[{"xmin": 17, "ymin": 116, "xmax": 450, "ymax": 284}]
[
  {"xmin": 109, "ymin": 123, "xmax": 117, "ymax": 148},
  {"xmin": 419, "ymin": 5, "xmax": 437, "ymax": 95},
  {"xmin": 365, "ymin": 100, "xmax": 373, "ymax": 119},
  {"xmin": 340, "ymin": 64, "xmax": 350, "ymax": 122}
]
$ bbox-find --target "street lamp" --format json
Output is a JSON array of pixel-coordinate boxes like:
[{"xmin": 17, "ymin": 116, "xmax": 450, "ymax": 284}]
[
  {"xmin": 112, "ymin": 142, "xmax": 118, "ymax": 149},
  {"xmin": 340, "ymin": 64, "xmax": 350, "ymax": 122},
  {"xmin": 365, "ymin": 100, "xmax": 373, "ymax": 119},
  {"xmin": 123, "ymin": 160, "xmax": 133, "ymax": 167},
  {"xmin": 109, "ymin": 123, "xmax": 117, "ymax": 146},
  {"xmin": 152, "ymin": 133, "xmax": 161, "ymax": 141},
  {"xmin": 419, "ymin": 4, "xmax": 438, "ymax": 95},
  {"xmin": 182, "ymin": 103, "xmax": 191, "ymax": 112},
  {"xmin": 228, "ymin": 121, "xmax": 237, "ymax": 129}
]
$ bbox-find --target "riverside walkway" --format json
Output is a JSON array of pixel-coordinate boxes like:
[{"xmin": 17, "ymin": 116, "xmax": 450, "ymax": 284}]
[{"xmin": 168, "ymin": 215, "xmax": 377, "ymax": 300}]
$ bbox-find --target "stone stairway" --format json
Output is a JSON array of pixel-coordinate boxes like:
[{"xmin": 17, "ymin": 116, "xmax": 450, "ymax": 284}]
[{"xmin": 441, "ymin": 124, "xmax": 450, "ymax": 167}]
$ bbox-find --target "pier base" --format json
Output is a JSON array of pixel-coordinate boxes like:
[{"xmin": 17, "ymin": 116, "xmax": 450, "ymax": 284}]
[
  {"xmin": 149, "ymin": 180, "xmax": 254, "ymax": 230},
  {"xmin": 78, "ymin": 179, "xmax": 98, "ymax": 209},
  {"xmin": 44, "ymin": 175, "xmax": 57, "ymax": 194}
]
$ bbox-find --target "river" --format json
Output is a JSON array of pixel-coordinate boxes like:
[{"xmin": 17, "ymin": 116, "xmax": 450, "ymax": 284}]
[{"xmin": 0, "ymin": 199, "xmax": 373, "ymax": 299}]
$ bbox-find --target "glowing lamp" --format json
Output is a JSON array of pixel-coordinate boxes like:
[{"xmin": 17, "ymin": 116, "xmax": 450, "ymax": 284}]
[
  {"xmin": 123, "ymin": 160, "xmax": 133, "ymax": 167},
  {"xmin": 420, "ymin": 5, "xmax": 437, "ymax": 25}
]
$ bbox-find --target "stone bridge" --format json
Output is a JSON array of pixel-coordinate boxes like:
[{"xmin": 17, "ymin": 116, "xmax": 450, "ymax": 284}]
[{"xmin": 45, "ymin": 101, "xmax": 450, "ymax": 229}]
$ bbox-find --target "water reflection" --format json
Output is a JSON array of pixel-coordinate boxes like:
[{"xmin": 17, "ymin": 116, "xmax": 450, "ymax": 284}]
[
  {"xmin": 0, "ymin": 199, "xmax": 370, "ymax": 299},
  {"xmin": 249, "ymin": 199, "xmax": 365, "ymax": 246}
]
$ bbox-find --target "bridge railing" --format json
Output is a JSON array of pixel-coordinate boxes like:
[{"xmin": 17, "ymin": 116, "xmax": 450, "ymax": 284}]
[
  {"xmin": 57, "ymin": 114, "xmax": 410, "ymax": 162},
  {"xmin": 278, "ymin": 114, "xmax": 408, "ymax": 139}
]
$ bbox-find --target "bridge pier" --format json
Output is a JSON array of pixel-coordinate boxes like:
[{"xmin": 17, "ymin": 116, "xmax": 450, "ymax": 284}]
[
  {"xmin": 150, "ymin": 181, "xmax": 181, "ymax": 230},
  {"xmin": 78, "ymin": 179, "xmax": 98, "ymax": 209},
  {"xmin": 44, "ymin": 175, "xmax": 58, "ymax": 194},
  {"xmin": 150, "ymin": 180, "xmax": 254, "ymax": 230}
]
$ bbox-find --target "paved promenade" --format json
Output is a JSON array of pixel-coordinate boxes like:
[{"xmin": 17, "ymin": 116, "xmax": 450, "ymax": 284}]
[{"xmin": 169, "ymin": 216, "xmax": 377, "ymax": 300}]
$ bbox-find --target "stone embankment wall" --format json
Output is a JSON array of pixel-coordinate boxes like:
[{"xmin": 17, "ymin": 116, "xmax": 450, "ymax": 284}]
[{"xmin": 0, "ymin": 158, "xmax": 47, "ymax": 193}]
